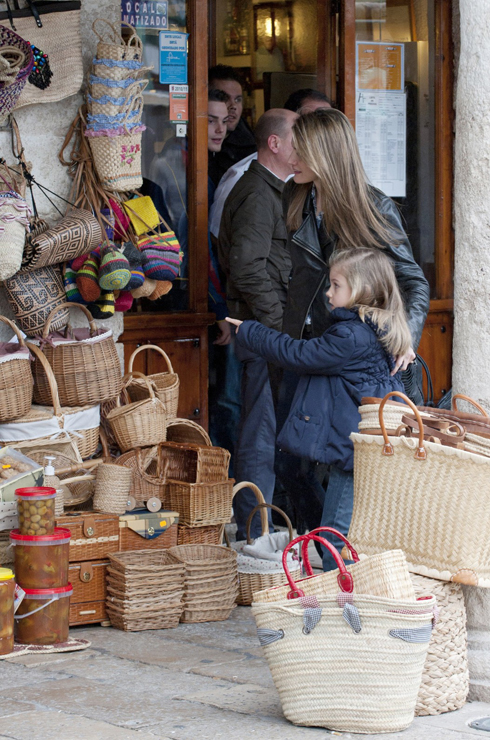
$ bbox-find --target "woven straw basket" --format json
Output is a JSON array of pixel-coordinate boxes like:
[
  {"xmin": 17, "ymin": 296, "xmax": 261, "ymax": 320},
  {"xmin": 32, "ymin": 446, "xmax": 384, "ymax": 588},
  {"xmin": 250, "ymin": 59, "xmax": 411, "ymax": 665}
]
[
  {"xmin": 32, "ymin": 302, "xmax": 122, "ymax": 408},
  {"xmin": 107, "ymin": 371, "xmax": 166, "ymax": 453},
  {"xmin": 231, "ymin": 484, "xmax": 301, "ymax": 606},
  {"xmin": 93, "ymin": 19, "xmax": 143, "ymax": 62},
  {"xmin": 0, "ymin": 315, "xmax": 33, "ymax": 422},
  {"xmin": 116, "ymin": 445, "xmax": 167, "ymax": 504},
  {"xmin": 166, "ymin": 419, "xmax": 211, "ymax": 446},
  {"xmin": 93, "ymin": 462, "xmax": 132, "ymax": 515},
  {"xmin": 0, "ymin": 343, "xmax": 99, "ymax": 460},
  {"xmin": 349, "ymin": 391, "xmax": 490, "ymax": 586},
  {"xmin": 127, "ymin": 344, "xmax": 180, "ymax": 419},
  {"xmin": 160, "ymin": 441, "xmax": 230, "ymax": 483},
  {"xmin": 167, "ymin": 479, "xmax": 234, "ymax": 528},
  {"xmin": 4, "ymin": 263, "xmax": 69, "ymax": 337},
  {"xmin": 89, "ymin": 128, "xmax": 143, "ymax": 193},
  {"xmin": 252, "ymin": 531, "xmax": 436, "ymax": 734},
  {"xmin": 412, "ymin": 573, "xmax": 469, "ymax": 716}
]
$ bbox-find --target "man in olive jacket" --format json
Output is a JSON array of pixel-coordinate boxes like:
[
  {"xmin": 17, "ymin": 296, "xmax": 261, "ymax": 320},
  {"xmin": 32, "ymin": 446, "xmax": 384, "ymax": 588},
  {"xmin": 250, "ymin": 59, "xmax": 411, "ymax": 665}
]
[{"xmin": 218, "ymin": 108, "xmax": 298, "ymax": 540}]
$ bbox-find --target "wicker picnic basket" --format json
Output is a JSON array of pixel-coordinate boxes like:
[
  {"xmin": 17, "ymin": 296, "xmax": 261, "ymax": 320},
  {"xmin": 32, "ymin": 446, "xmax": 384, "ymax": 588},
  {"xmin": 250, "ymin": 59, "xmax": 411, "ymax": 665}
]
[
  {"xmin": 234, "ymin": 500, "xmax": 302, "ymax": 606},
  {"xmin": 348, "ymin": 391, "xmax": 490, "ymax": 586},
  {"xmin": 160, "ymin": 441, "xmax": 230, "ymax": 483},
  {"xmin": 167, "ymin": 478, "xmax": 234, "ymax": 527},
  {"xmin": 106, "ymin": 549, "xmax": 185, "ymax": 631},
  {"xmin": 31, "ymin": 303, "xmax": 122, "ymax": 408},
  {"xmin": 106, "ymin": 371, "xmax": 167, "ymax": 452},
  {"xmin": 116, "ymin": 445, "xmax": 167, "ymax": 504},
  {"xmin": 166, "ymin": 419, "xmax": 211, "ymax": 446},
  {"xmin": 252, "ymin": 531, "xmax": 436, "ymax": 734},
  {"xmin": 412, "ymin": 574, "xmax": 469, "ymax": 716},
  {"xmin": 0, "ymin": 343, "xmax": 99, "ymax": 460},
  {"xmin": 169, "ymin": 544, "xmax": 238, "ymax": 623},
  {"xmin": 127, "ymin": 344, "xmax": 180, "ymax": 419},
  {"xmin": 0, "ymin": 315, "xmax": 33, "ymax": 422}
]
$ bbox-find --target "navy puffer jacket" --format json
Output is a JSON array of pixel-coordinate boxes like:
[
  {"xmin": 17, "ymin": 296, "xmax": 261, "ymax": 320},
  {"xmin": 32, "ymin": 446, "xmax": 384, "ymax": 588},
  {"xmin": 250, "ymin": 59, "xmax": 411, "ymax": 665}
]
[{"xmin": 235, "ymin": 308, "xmax": 404, "ymax": 471}]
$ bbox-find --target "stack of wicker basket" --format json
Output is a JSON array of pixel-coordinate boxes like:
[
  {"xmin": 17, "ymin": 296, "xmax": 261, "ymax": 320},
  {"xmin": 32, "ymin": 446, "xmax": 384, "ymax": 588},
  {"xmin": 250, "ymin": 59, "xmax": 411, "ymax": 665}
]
[
  {"xmin": 162, "ymin": 441, "xmax": 234, "ymax": 545},
  {"xmin": 106, "ymin": 549, "xmax": 185, "ymax": 631},
  {"xmin": 169, "ymin": 544, "xmax": 238, "ymax": 623}
]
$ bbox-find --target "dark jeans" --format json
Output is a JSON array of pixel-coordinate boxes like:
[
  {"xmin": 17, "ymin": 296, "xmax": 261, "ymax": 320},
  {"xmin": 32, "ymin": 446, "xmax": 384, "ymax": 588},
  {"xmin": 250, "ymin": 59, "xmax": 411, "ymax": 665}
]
[
  {"xmin": 320, "ymin": 466, "xmax": 355, "ymax": 572},
  {"xmin": 233, "ymin": 343, "xmax": 276, "ymax": 540},
  {"xmin": 208, "ymin": 330, "xmax": 242, "ymax": 479}
]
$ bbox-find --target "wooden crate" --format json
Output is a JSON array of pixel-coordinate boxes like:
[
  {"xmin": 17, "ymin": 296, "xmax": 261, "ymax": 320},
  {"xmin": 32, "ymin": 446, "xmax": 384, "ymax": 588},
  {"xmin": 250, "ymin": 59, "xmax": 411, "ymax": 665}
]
[
  {"xmin": 70, "ymin": 600, "xmax": 107, "ymax": 626},
  {"xmin": 55, "ymin": 512, "xmax": 119, "ymax": 562},
  {"xmin": 68, "ymin": 559, "xmax": 109, "ymax": 626}
]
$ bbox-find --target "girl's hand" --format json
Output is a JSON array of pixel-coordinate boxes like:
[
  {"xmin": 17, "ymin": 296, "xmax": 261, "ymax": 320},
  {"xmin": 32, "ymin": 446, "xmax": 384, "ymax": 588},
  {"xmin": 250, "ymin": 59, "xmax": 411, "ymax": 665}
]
[
  {"xmin": 225, "ymin": 317, "xmax": 243, "ymax": 333},
  {"xmin": 392, "ymin": 347, "xmax": 416, "ymax": 376}
]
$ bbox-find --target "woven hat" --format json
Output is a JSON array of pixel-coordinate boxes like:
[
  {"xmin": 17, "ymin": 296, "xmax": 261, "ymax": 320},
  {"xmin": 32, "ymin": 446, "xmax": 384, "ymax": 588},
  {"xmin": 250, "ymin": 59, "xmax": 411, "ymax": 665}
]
[
  {"xmin": 76, "ymin": 254, "xmax": 101, "ymax": 302},
  {"xmin": 0, "ymin": 25, "xmax": 34, "ymax": 124},
  {"xmin": 99, "ymin": 243, "xmax": 130, "ymax": 291},
  {"xmin": 87, "ymin": 290, "xmax": 115, "ymax": 319},
  {"xmin": 63, "ymin": 262, "xmax": 86, "ymax": 303},
  {"xmin": 123, "ymin": 241, "xmax": 145, "ymax": 290}
]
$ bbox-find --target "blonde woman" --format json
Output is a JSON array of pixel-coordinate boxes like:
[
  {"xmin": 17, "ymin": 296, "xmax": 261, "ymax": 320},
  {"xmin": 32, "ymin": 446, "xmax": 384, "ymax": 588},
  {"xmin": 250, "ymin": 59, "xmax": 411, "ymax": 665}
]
[{"xmin": 227, "ymin": 247, "xmax": 411, "ymax": 571}]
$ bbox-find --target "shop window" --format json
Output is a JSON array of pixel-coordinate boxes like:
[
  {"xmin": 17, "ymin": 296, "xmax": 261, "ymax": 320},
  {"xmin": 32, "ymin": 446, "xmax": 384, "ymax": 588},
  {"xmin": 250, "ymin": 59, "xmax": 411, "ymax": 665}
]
[
  {"xmin": 122, "ymin": 0, "xmax": 190, "ymax": 312},
  {"xmin": 215, "ymin": 0, "xmax": 318, "ymax": 125},
  {"xmin": 354, "ymin": 0, "xmax": 436, "ymax": 294}
]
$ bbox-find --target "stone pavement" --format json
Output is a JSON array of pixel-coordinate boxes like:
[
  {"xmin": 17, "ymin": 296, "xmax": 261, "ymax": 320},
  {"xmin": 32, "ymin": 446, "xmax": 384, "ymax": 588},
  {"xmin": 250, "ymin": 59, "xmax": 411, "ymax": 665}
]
[{"xmin": 1, "ymin": 607, "xmax": 490, "ymax": 740}]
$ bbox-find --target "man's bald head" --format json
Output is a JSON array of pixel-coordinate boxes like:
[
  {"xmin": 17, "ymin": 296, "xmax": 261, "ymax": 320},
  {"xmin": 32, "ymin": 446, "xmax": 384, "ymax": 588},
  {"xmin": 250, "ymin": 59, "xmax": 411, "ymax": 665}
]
[{"xmin": 255, "ymin": 108, "xmax": 298, "ymax": 152}]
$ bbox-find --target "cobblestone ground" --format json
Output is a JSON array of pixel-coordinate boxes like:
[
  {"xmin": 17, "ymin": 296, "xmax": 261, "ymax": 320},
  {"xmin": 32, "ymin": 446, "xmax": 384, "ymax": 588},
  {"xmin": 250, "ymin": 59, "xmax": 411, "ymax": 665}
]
[{"xmin": 1, "ymin": 606, "xmax": 489, "ymax": 740}]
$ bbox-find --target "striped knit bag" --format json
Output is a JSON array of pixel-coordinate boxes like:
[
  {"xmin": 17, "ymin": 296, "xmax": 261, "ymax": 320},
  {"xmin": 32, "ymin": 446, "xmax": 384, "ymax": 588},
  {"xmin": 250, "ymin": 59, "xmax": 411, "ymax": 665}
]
[{"xmin": 138, "ymin": 232, "xmax": 182, "ymax": 282}]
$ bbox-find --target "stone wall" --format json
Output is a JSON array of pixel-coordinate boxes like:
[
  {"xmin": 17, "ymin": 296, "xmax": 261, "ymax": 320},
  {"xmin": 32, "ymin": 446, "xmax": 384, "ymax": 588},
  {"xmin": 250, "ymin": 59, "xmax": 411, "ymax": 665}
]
[
  {"xmin": 453, "ymin": 0, "xmax": 490, "ymax": 702},
  {"xmin": 0, "ymin": 0, "xmax": 123, "ymax": 346}
]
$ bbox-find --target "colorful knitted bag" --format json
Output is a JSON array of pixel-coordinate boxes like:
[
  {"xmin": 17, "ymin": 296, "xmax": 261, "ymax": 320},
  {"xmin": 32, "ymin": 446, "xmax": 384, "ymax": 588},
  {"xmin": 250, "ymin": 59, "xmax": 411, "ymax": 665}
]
[{"xmin": 138, "ymin": 232, "xmax": 182, "ymax": 282}]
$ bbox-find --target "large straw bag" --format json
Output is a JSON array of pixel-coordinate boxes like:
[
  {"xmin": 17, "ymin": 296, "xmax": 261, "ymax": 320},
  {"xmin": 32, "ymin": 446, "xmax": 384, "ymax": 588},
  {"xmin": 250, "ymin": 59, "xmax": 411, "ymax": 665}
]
[
  {"xmin": 127, "ymin": 344, "xmax": 180, "ymax": 419},
  {"xmin": 0, "ymin": 343, "xmax": 99, "ymax": 459},
  {"xmin": 4, "ymin": 263, "xmax": 69, "ymax": 337},
  {"xmin": 31, "ymin": 303, "xmax": 122, "ymax": 408},
  {"xmin": 0, "ymin": 316, "xmax": 33, "ymax": 422},
  {"xmin": 348, "ymin": 391, "xmax": 490, "ymax": 587},
  {"xmin": 252, "ymin": 531, "xmax": 437, "ymax": 734},
  {"xmin": 253, "ymin": 525, "xmax": 416, "ymax": 604},
  {"xmin": 88, "ymin": 126, "xmax": 143, "ymax": 192},
  {"xmin": 0, "ymin": 190, "xmax": 31, "ymax": 279},
  {"xmin": 412, "ymin": 573, "xmax": 469, "ymax": 716},
  {"xmin": 233, "ymin": 496, "xmax": 302, "ymax": 606},
  {"xmin": 106, "ymin": 372, "xmax": 166, "ymax": 452}
]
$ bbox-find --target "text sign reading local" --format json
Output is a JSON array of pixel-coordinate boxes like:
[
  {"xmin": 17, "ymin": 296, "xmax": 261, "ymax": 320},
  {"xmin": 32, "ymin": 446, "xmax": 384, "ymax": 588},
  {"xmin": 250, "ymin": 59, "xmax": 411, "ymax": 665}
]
[
  {"xmin": 159, "ymin": 31, "xmax": 188, "ymax": 84},
  {"xmin": 121, "ymin": 0, "xmax": 168, "ymax": 29}
]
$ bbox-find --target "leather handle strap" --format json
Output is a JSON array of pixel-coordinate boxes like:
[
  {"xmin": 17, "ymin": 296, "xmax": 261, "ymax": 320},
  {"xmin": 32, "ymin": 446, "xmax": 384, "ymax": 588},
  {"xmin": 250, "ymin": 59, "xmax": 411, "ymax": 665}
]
[
  {"xmin": 452, "ymin": 393, "xmax": 488, "ymax": 417},
  {"xmin": 301, "ymin": 526, "xmax": 360, "ymax": 577},
  {"xmin": 282, "ymin": 533, "xmax": 353, "ymax": 598},
  {"xmin": 379, "ymin": 391, "xmax": 427, "ymax": 460}
]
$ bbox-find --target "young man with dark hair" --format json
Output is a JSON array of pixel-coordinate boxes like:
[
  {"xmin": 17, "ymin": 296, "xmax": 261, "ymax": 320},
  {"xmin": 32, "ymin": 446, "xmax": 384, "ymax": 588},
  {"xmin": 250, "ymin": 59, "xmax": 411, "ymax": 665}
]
[
  {"xmin": 208, "ymin": 64, "xmax": 256, "ymax": 185},
  {"xmin": 283, "ymin": 88, "xmax": 333, "ymax": 114}
]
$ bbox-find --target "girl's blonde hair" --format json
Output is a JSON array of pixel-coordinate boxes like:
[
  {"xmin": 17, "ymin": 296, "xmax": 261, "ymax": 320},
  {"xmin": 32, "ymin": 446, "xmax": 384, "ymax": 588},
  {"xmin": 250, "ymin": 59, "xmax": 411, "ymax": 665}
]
[
  {"xmin": 288, "ymin": 108, "xmax": 400, "ymax": 249},
  {"xmin": 329, "ymin": 247, "xmax": 412, "ymax": 357}
]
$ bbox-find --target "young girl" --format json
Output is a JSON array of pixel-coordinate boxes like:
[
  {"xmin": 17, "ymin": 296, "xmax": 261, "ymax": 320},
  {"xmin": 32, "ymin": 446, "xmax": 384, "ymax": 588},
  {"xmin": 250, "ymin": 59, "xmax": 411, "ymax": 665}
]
[{"xmin": 226, "ymin": 247, "xmax": 411, "ymax": 571}]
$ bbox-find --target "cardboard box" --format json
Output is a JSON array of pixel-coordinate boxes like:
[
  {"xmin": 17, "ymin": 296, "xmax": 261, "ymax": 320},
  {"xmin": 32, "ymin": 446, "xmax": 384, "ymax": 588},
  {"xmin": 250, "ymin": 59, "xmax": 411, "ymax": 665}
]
[
  {"xmin": 0, "ymin": 447, "xmax": 44, "ymax": 503},
  {"xmin": 119, "ymin": 510, "xmax": 179, "ymax": 551}
]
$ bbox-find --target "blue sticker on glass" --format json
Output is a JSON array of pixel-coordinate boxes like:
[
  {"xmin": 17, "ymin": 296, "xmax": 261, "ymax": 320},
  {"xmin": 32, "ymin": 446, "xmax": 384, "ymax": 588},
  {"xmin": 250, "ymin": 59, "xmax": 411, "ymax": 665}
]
[
  {"xmin": 159, "ymin": 31, "xmax": 188, "ymax": 85},
  {"xmin": 121, "ymin": 1, "xmax": 168, "ymax": 30}
]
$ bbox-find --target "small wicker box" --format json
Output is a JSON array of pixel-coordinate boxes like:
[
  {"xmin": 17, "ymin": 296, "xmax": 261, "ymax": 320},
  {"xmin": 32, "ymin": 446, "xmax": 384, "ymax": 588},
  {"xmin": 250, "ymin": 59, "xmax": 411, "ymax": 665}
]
[
  {"xmin": 160, "ymin": 442, "xmax": 230, "ymax": 483},
  {"xmin": 55, "ymin": 512, "xmax": 120, "ymax": 562},
  {"xmin": 119, "ymin": 511, "xmax": 179, "ymax": 552},
  {"xmin": 167, "ymin": 479, "xmax": 234, "ymax": 527},
  {"xmin": 68, "ymin": 559, "xmax": 109, "ymax": 625}
]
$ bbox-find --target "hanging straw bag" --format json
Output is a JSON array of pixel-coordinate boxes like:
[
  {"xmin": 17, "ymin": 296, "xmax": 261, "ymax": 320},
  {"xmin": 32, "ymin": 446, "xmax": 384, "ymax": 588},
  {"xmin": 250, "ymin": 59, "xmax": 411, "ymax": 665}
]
[
  {"xmin": 127, "ymin": 344, "xmax": 179, "ymax": 419},
  {"xmin": 0, "ymin": 343, "xmax": 100, "ymax": 459},
  {"xmin": 31, "ymin": 302, "xmax": 122, "ymax": 408},
  {"xmin": 0, "ymin": 315, "xmax": 33, "ymax": 422},
  {"xmin": 252, "ymin": 530, "xmax": 437, "ymax": 734},
  {"xmin": 348, "ymin": 391, "xmax": 490, "ymax": 587},
  {"xmin": 0, "ymin": 23, "xmax": 33, "ymax": 122},
  {"xmin": 106, "ymin": 371, "xmax": 167, "ymax": 452},
  {"xmin": 0, "ymin": 189, "xmax": 31, "ymax": 280},
  {"xmin": 232, "ymin": 494, "xmax": 302, "ymax": 606},
  {"xmin": 87, "ymin": 78, "xmax": 147, "ymax": 118},
  {"xmin": 4, "ymin": 263, "xmax": 69, "ymax": 337}
]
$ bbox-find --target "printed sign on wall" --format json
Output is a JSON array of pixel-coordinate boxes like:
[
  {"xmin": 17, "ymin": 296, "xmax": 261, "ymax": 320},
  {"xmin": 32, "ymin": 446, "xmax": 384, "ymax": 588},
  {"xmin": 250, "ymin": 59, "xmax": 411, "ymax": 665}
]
[
  {"xmin": 121, "ymin": 0, "xmax": 168, "ymax": 29},
  {"xmin": 159, "ymin": 31, "xmax": 188, "ymax": 85}
]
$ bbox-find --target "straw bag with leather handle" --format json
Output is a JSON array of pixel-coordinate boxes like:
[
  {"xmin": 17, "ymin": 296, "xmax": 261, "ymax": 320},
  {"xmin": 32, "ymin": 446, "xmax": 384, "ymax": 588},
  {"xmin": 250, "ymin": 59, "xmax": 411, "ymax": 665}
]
[
  {"xmin": 127, "ymin": 344, "xmax": 179, "ymax": 419},
  {"xmin": 0, "ymin": 0, "xmax": 83, "ymax": 108},
  {"xmin": 4, "ymin": 262, "xmax": 69, "ymax": 337},
  {"xmin": 31, "ymin": 302, "xmax": 122, "ymax": 408},
  {"xmin": 252, "ymin": 530, "xmax": 437, "ymax": 734},
  {"xmin": 92, "ymin": 19, "xmax": 143, "ymax": 63},
  {"xmin": 0, "ymin": 342, "xmax": 99, "ymax": 459},
  {"xmin": 349, "ymin": 391, "xmax": 490, "ymax": 587},
  {"xmin": 0, "ymin": 315, "xmax": 33, "ymax": 422},
  {"xmin": 106, "ymin": 371, "xmax": 167, "ymax": 453}
]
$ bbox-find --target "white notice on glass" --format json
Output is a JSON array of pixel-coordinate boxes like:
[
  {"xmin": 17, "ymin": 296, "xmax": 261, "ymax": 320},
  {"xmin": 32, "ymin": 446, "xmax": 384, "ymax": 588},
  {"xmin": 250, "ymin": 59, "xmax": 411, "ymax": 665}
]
[{"xmin": 356, "ymin": 91, "xmax": 406, "ymax": 197}]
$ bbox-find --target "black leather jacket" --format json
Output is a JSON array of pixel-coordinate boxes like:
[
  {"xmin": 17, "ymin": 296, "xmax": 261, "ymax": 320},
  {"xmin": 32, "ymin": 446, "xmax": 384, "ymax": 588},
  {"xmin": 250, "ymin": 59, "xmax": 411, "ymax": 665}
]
[{"xmin": 282, "ymin": 183, "xmax": 430, "ymax": 349}]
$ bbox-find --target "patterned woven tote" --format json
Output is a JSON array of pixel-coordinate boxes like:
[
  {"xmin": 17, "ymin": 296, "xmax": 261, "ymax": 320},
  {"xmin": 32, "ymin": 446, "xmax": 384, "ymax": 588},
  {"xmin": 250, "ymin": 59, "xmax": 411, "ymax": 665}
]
[{"xmin": 4, "ymin": 263, "xmax": 69, "ymax": 337}]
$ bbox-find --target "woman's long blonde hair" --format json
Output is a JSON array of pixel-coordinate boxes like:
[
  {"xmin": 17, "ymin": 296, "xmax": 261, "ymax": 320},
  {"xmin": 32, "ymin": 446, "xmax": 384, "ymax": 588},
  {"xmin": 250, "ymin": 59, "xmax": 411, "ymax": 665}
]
[
  {"xmin": 330, "ymin": 247, "xmax": 412, "ymax": 357},
  {"xmin": 288, "ymin": 109, "xmax": 400, "ymax": 249}
]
